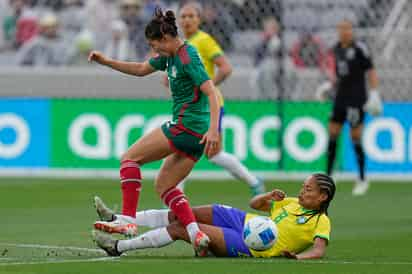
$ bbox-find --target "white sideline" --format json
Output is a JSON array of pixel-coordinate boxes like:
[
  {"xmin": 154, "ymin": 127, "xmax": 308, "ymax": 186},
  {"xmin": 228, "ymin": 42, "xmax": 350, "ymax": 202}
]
[
  {"xmin": 0, "ymin": 257, "xmax": 117, "ymax": 266},
  {"xmin": 1, "ymin": 168, "xmax": 412, "ymax": 182},
  {"xmin": 1, "ymin": 243, "xmax": 411, "ymax": 266},
  {"xmin": 0, "ymin": 243, "xmax": 104, "ymax": 254}
]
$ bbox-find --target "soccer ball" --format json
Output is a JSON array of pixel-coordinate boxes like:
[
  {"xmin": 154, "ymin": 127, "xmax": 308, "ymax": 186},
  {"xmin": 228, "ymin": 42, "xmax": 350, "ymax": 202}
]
[{"xmin": 243, "ymin": 216, "xmax": 278, "ymax": 251}]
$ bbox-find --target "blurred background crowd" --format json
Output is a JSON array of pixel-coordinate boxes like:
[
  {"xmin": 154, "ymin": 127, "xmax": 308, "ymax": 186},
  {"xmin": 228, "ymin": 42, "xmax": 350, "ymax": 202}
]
[{"xmin": 0, "ymin": 0, "xmax": 409, "ymax": 100}]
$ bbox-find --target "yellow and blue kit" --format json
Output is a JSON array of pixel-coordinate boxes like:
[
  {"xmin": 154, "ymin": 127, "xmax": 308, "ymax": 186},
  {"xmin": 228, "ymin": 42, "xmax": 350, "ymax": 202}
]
[{"xmin": 211, "ymin": 198, "xmax": 331, "ymax": 257}]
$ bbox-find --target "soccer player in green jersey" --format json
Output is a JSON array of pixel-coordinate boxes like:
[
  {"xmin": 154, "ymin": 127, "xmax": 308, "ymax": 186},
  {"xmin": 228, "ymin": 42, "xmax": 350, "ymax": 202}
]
[{"xmin": 88, "ymin": 8, "xmax": 221, "ymax": 256}]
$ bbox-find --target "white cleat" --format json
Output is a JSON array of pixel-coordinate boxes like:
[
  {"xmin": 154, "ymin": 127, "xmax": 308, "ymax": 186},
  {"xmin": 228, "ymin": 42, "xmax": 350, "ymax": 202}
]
[
  {"xmin": 94, "ymin": 220, "xmax": 138, "ymax": 238},
  {"xmin": 92, "ymin": 230, "xmax": 122, "ymax": 257},
  {"xmin": 193, "ymin": 231, "xmax": 210, "ymax": 257},
  {"xmin": 352, "ymin": 180, "xmax": 369, "ymax": 196},
  {"xmin": 94, "ymin": 196, "xmax": 115, "ymax": 221}
]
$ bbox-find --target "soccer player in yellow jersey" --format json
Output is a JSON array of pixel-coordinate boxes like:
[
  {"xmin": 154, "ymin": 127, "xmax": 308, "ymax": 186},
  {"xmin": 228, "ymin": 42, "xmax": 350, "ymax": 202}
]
[
  {"xmin": 94, "ymin": 173, "xmax": 335, "ymax": 260},
  {"xmin": 176, "ymin": 2, "xmax": 265, "ymax": 195}
]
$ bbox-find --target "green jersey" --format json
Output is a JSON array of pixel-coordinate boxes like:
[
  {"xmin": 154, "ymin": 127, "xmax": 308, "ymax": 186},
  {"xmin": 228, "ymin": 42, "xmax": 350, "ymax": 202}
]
[{"xmin": 149, "ymin": 42, "xmax": 210, "ymax": 135}]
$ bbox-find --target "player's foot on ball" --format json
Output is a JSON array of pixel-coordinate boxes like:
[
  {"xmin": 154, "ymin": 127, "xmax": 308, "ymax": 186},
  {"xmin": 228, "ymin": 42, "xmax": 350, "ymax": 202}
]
[
  {"xmin": 250, "ymin": 178, "xmax": 265, "ymax": 197},
  {"xmin": 352, "ymin": 180, "xmax": 369, "ymax": 196},
  {"xmin": 94, "ymin": 220, "xmax": 138, "ymax": 238},
  {"xmin": 92, "ymin": 230, "xmax": 122, "ymax": 256},
  {"xmin": 193, "ymin": 231, "xmax": 210, "ymax": 257},
  {"xmin": 94, "ymin": 196, "xmax": 115, "ymax": 221}
]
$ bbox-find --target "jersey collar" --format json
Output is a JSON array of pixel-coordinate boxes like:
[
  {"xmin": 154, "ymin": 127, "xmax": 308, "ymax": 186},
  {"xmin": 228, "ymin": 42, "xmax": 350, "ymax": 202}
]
[{"xmin": 187, "ymin": 30, "xmax": 201, "ymax": 42}]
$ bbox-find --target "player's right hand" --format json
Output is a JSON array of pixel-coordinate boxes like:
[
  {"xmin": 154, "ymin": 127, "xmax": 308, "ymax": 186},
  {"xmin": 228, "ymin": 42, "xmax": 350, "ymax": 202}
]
[
  {"xmin": 88, "ymin": 51, "xmax": 107, "ymax": 65},
  {"xmin": 269, "ymin": 189, "xmax": 286, "ymax": 201}
]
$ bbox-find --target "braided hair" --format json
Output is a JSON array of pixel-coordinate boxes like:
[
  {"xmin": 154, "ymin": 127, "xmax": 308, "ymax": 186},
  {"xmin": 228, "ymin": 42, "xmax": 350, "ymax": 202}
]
[
  {"xmin": 313, "ymin": 173, "xmax": 336, "ymax": 215},
  {"xmin": 145, "ymin": 7, "xmax": 178, "ymax": 40}
]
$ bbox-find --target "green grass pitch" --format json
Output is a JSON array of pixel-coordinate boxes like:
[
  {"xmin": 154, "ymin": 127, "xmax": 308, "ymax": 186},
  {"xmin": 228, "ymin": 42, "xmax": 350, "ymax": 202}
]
[{"xmin": 0, "ymin": 178, "xmax": 411, "ymax": 274}]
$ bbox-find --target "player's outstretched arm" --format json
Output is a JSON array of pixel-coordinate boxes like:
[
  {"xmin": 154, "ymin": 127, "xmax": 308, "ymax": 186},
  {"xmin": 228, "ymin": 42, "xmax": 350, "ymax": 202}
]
[
  {"xmin": 282, "ymin": 237, "xmax": 328, "ymax": 260},
  {"xmin": 249, "ymin": 189, "xmax": 285, "ymax": 212},
  {"xmin": 88, "ymin": 51, "xmax": 155, "ymax": 77}
]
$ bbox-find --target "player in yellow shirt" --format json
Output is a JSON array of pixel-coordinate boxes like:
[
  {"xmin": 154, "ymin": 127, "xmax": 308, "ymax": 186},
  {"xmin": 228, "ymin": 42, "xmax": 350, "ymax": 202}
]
[
  {"xmin": 176, "ymin": 2, "xmax": 265, "ymax": 195},
  {"xmin": 93, "ymin": 173, "xmax": 335, "ymax": 260}
]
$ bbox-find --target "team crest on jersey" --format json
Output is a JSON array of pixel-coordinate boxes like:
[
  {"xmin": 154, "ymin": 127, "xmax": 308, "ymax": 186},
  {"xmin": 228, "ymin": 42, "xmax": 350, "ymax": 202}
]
[
  {"xmin": 346, "ymin": 48, "xmax": 355, "ymax": 60},
  {"xmin": 170, "ymin": 66, "xmax": 177, "ymax": 78}
]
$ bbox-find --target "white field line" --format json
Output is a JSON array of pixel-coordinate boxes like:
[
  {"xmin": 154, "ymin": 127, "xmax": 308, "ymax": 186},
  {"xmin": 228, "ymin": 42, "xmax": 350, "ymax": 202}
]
[
  {"xmin": 1, "ymin": 169, "xmax": 412, "ymax": 182},
  {"xmin": 0, "ymin": 243, "xmax": 105, "ymax": 254},
  {"xmin": 0, "ymin": 257, "xmax": 117, "ymax": 266},
  {"xmin": 1, "ymin": 243, "xmax": 411, "ymax": 266},
  {"xmin": 108, "ymin": 258, "xmax": 412, "ymax": 266}
]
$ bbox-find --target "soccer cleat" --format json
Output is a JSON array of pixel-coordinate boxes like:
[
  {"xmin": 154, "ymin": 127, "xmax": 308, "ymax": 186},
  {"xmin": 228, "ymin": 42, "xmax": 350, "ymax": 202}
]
[
  {"xmin": 250, "ymin": 178, "xmax": 265, "ymax": 197},
  {"xmin": 94, "ymin": 220, "xmax": 138, "ymax": 238},
  {"xmin": 94, "ymin": 196, "xmax": 115, "ymax": 222},
  {"xmin": 193, "ymin": 231, "xmax": 210, "ymax": 257},
  {"xmin": 352, "ymin": 180, "xmax": 369, "ymax": 196},
  {"xmin": 92, "ymin": 230, "xmax": 122, "ymax": 256}
]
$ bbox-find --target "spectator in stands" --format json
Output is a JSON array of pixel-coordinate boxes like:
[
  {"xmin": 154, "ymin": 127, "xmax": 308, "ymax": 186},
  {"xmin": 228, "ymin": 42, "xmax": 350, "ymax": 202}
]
[
  {"xmin": 201, "ymin": 2, "xmax": 235, "ymax": 51},
  {"xmin": 290, "ymin": 30, "xmax": 330, "ymax": 72},
  {"xmin": 0, "ymin": 0, "xmax": 8, "ymax": 50},
  {"xmin": 66, "ymin": 29, "xmax": 94, "ymax": 66},
  {"xmin": 15, "ymin": 13, "xmax": 68, "ymax": 66},
  {"xmin": 240, "ymin": 0, "xmax": 280, "ymax": 30},
  {"xmin": 103, "ymin": 19, "xmax": 135, "ymax": 61},
  {"xmin": 2, "ymin": 0, "xmax": 34, "ymax": 49},
  {"xmin": 59, "ymin": 0, "xmax": 87, "ymax": 41},
  {"xmin": 119, "ymin": 0, "xmax": 149, "ymax": 59},
  {"xmin": 86, "ymin": 0, "xmax": 118, "ymax": 51},
  {"xmin": 252, "ymin": 17, "xmax": 280, "ymax": 99}
]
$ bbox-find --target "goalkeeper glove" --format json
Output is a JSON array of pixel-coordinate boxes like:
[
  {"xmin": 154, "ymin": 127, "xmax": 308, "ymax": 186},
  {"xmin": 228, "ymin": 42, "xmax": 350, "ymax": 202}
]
[
  {"xmin": 364, "ymin": 90, "xmax": 383, "ymax": 116},
  {"xmin": 315, "ymin": 81, "xmax": 333, "ymax": 102}
]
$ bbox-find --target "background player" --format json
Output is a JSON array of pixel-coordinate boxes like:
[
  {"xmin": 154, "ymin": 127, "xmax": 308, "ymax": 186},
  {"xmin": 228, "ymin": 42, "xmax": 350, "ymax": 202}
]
[
  {"xmin": 317, "ymin": 19, "xmax": 382, "ymax": 196},
  {"xmin": 173, "ymin": 2, "xmax": 264, "ymax": 196},
  {"xmin": 88, "ymin": 8, "xmax": 221, "ymax": 256},
  {"xmin": 93, "ymin": 173, "xmax": 335, "ymax": 259}
]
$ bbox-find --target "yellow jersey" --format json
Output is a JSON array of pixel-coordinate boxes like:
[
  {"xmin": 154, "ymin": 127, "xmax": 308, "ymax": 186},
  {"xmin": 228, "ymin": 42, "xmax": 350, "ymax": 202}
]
[
  {"xmin": 245, "ymin": 198, "xmax": 331, "ymax": 258},
  {"xmin": 187, "ymin": 30, "xmax": 225, "ymax": 106}
]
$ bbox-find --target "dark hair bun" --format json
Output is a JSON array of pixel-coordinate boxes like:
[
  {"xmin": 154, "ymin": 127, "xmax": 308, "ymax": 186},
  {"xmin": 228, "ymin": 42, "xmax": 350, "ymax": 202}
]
[
  {"xmin": 145, "ymin": 7, "xmax": 178, "ymax": 40},
  {"xmin": 164, "ymin": 10, "xmax": 176, "ymax": 24}
]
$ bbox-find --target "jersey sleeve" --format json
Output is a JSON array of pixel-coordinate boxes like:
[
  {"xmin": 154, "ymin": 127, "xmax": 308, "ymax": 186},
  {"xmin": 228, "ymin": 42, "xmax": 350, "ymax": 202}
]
[
  {"xmin": 148, "ymin": 55, "xmax": 167, "ymax": 71},
  {"xmin": 270, "ymin": 197, "xmax": 298, "ymax": 215},
  {"xmin": 314, "ymin": 215, "xmax": 331, "ymax": 242},
  {"xmin": 356, "ymin": 41, "xmax": 374, "ymax": 71},
  {"xmin": 184, "ymin": 51, "xmax": 210, "ymax": 87},
  {"xmin": 203, "ymin": 35, "xmax": 224, "ymax": 61}
]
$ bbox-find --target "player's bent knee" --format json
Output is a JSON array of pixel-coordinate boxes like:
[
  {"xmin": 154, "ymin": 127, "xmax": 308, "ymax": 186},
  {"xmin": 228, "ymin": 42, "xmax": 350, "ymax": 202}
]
[{"xmin": 166, "ymin": 222, "xmax": 187, "ymax": 241}]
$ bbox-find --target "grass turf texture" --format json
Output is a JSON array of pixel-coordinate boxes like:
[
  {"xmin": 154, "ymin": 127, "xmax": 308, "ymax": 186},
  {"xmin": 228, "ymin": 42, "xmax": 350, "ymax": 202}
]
[{"xmin": 0, "ymin": 178, "xmax": 411, "ymax": 274}]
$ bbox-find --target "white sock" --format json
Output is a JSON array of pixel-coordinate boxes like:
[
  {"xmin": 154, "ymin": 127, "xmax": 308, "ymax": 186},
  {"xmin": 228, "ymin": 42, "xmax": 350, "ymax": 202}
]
[
  {"xmin": 186, "ymin": 222, "xmax": 200, "ymax": 243},
  {"xmin": 116, "ymin": 209, "xmax": 170, "ymax": 228},
  {"xmin": 209, "ymin": 151, "xmax": 259, "ymax": 186},
  {"xmin": 117, "ymin": 227, "xmax": 173, "ymax": 252},
  {"xmin": 176, "ymin": 178, "xmax": 187, "ymax": 192}
]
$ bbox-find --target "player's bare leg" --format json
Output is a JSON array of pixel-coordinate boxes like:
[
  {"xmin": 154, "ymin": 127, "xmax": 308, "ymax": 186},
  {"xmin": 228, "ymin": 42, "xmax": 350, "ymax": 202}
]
[
  {"xmin": 327, "ymin": 121, "xmax": 343, "ymax": 176},
  {"xmin": 93, "ymin": 221, "xmax": 228, "ymax": 257},
  {"xmin": 94, "ymin": 128, "xmax": 173, "ymax": 237},
  {"xmin": 350, "ymin": 124, "xmax": 368, "ymax": 196},
  {"xmin": 156, "ymin": 153, "xmax": 210, "ymax": 256}
]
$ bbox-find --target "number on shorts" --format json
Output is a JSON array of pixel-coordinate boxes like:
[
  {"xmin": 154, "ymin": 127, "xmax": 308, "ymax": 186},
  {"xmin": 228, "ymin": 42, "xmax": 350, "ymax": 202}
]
[{"xmin": 347, "ymin": 107, "xmax": 360, "ymax": 127}]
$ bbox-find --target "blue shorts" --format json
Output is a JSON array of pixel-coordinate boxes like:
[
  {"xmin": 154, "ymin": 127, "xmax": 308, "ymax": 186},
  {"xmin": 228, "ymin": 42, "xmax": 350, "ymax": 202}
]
[
  {"xmin": 218, "ymin": 107, "xmax": 224, "ymax": 133},
  {"xmin": 212, "ymin": 204, "xmax": 252, "ymax": 257}
]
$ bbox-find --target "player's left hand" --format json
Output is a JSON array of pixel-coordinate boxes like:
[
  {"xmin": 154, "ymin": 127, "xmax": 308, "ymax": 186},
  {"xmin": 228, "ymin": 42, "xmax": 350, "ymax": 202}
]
[
  {"xmin": 200, "ymin": 129, "xmax": 220, "ymax": 158},
  {"xmin": 282, "ymin": 250, "xmax": 298, "ymax": 259},
  {"xmin": 364, "ymin": 90, "xmax": 383, "ymax": 116}
]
